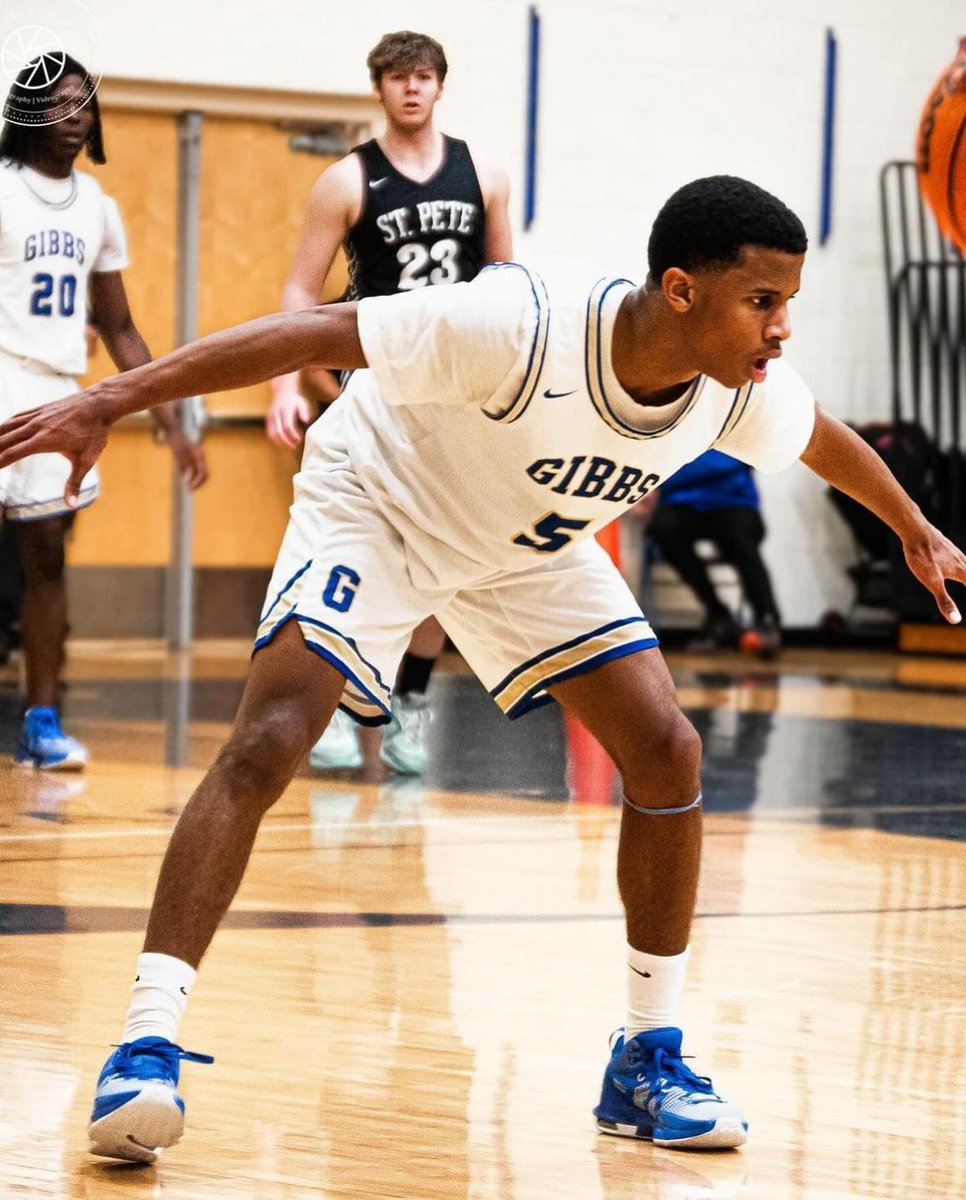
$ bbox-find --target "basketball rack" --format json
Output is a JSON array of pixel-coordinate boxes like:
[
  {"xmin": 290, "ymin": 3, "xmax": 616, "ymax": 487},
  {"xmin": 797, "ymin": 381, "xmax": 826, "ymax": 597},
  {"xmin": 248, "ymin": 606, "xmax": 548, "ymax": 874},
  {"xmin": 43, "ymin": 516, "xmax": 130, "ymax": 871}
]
[{"xmin": 880, "ymin": 161, "xmax": 966, "ymax": 648}]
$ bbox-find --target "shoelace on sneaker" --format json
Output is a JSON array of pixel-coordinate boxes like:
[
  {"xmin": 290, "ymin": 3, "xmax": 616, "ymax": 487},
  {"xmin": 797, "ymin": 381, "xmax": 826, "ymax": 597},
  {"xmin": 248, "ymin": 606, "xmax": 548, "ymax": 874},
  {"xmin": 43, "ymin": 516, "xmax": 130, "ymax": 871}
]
[
  {"xmin": 108, "ymin": 1040, "xmax": 214, "ymax": 1080},
  {"xmin": 622, "ymin": 1039, "xmax": 716, "ymax": 1099},
  {"xmin": 649, "ymin": 1048, "xmax": 715, "ymax": 1096}
]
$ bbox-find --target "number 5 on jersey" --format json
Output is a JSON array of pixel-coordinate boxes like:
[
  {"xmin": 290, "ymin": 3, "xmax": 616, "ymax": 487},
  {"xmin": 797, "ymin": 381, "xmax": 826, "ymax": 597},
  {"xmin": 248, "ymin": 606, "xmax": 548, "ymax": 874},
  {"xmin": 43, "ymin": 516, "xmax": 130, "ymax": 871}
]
[{"xmin": 512, "ymin": 512, "xmax": 590, "ymax": 554}]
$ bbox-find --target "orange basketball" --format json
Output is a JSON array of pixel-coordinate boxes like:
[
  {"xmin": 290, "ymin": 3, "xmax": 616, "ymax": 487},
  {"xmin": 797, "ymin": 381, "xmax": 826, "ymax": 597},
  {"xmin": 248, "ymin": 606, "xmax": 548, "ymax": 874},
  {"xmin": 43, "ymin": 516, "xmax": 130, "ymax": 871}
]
[{"xmin": 916, "ymin": 37, "xmax": 966, "ymax": 251}]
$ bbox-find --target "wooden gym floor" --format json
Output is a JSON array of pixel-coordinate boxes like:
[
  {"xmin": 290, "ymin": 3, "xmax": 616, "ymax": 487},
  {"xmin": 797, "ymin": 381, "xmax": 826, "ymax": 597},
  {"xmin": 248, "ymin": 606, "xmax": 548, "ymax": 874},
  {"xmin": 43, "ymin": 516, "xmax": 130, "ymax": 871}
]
[{"xmin": 0, "ymin": 641, "xmax": 964, "ymax": 1199}]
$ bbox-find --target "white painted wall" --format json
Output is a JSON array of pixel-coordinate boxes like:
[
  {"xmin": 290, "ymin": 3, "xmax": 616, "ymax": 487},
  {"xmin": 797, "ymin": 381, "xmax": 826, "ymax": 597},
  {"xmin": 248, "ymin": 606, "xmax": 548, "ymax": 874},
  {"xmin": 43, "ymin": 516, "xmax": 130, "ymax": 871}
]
[{"xmin": 48, "ymin": 2, "xmax": 966, "ymax": 621}]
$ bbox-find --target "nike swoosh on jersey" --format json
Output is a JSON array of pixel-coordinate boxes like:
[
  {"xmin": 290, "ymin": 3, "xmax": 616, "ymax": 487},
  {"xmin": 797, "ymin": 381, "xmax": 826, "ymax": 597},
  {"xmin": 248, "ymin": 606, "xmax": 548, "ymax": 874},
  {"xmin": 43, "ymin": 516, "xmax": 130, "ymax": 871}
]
[
  {"xmin": 369, "ymin": 177, "xmax": 389, "ymax": 189},
  {"xmin": 543, "ymin": 388, "xmax": 577, "ymax": 399}
]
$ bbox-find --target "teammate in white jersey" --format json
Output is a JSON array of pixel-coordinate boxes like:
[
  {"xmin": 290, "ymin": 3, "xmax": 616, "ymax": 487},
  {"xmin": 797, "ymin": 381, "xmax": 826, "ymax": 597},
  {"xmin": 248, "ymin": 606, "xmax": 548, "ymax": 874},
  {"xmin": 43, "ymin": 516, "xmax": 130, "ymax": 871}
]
[
  {"xmin": 267, "ymin": 30, "xmax": 512, "ymax": 775},
  {"xmin": 3, "ymin": 176, "xmax": 964, "ymax": 1158},
  {"xmin": 0, "ymin": 58, "xmax": 207, "ymax": 769}
]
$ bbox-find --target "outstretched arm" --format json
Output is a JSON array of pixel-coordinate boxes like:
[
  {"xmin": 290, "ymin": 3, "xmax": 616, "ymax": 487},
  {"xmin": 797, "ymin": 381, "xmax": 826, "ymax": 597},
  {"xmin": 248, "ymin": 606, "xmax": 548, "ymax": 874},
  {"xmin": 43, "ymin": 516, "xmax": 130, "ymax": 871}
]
[
  {"xmin": 89, "ymin": 270, "xmax": 209, "ymax": 489},
  {"xmin": 0, "ymin": 302, "xmax": 365, "ymax": 505},
  {"xmin": 800, "ymin": 405, "xmax": 966, "ymax": 623}
]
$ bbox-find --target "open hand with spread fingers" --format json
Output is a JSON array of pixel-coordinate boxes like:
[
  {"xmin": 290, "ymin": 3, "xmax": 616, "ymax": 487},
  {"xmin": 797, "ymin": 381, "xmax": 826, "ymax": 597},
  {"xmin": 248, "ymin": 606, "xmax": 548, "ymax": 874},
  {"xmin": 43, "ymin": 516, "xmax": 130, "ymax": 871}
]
[
  {"xmin": 902, "ymin": 521, "xmax": 966, "ymax": 624},
  {"xmin": 0, "ymin": 391, "xmax": 110, "ymax": 509}
]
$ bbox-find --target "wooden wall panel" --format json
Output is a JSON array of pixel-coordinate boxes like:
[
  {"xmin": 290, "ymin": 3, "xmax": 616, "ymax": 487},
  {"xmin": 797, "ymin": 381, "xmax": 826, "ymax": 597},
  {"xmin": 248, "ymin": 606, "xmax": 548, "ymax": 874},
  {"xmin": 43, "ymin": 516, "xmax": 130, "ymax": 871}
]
[
  {"xmin": 68, "ymin": 111, "xmax": 344, "ymax": 572},
  {"xmin": 70, "ymin": 430, "xmax": 176, "ymax": 566},
  {"xmin": 198, "ymin": 118, "xmax": 344, "ymax": 416},
  {"xmin": 71, "ymin": 110, "xmax": 177, "ymax": 567},
  {"xmin": 82, "ymin": 112, "xmax": 180, "ymax": 362},
  {"xmin": 193, "ymin": 431, "xmax": 299, "ymax": 567}
]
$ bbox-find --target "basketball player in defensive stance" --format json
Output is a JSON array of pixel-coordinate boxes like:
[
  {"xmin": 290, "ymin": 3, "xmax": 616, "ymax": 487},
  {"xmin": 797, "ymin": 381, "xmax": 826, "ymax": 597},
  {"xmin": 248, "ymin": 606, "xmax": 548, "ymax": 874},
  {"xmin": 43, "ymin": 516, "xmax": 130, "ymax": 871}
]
[
  {"xmin": 0, "ymin": 58, "xmax": 207, "ymax": 770},
  {"xmin": 3, "ymin": 176, "xmax": 964, "ymax": 1159},
  {"xmin": 267, "ymin": 30, "xmax": 511, "ymax": 774}
]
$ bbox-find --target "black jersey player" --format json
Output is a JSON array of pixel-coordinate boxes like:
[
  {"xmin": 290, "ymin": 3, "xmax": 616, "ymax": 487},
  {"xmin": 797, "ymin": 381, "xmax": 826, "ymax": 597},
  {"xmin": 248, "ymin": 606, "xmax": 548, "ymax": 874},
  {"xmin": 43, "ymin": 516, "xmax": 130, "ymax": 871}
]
[{"xmin": 267, "ymin": 31, "xmax": 511, "ymax": 775}]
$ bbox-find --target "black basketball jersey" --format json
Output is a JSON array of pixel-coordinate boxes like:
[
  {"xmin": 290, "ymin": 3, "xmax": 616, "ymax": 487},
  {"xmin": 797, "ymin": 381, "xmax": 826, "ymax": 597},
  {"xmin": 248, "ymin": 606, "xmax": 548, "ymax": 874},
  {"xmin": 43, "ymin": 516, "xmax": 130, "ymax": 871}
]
[{"xmin": 344, "ymin": 136, "xmax": 487, "ymax": 299}]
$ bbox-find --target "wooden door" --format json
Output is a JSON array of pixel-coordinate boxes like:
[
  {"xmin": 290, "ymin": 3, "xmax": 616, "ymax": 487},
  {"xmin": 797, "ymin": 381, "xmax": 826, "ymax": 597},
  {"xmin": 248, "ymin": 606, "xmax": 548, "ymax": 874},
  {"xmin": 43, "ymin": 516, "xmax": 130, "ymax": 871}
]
[{"xmin": 67, "ymin": 109, "xmax": 347, "ymax": 635}]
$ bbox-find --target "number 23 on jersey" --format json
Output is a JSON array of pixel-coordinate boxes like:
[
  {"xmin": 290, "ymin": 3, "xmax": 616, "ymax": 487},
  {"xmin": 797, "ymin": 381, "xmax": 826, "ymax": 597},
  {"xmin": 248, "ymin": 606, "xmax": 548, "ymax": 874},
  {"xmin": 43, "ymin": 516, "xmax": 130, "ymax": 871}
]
[{"xmin": 396, "ymin": 238, "xmax": 461, "ymax": 290}]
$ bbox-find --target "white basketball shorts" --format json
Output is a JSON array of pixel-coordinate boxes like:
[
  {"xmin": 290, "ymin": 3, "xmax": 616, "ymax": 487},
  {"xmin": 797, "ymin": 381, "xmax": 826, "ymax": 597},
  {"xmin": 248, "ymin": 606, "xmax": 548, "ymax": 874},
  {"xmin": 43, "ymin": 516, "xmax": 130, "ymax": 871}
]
[
  {"xmin": 0, "ymin": 358, "xmax": 99, "ymax": 520},
  {"xmin": 255, "ymin": 430, "xmax": 658, "ymax": 726}
]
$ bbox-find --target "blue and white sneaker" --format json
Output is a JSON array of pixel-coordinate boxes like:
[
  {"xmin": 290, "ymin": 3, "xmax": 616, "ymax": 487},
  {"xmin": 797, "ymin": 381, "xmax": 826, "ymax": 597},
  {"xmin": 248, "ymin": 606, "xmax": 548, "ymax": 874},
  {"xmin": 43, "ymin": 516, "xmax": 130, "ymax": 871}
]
[
  {"xmin": 594, "ymin": 1027, "xmax": 747, "ymax": 1149},
  {"xmin": 15, "ymin": 706, "xmax": 88, "ymax": 770},
  {"xmin": 88, "ymin": 1037, "xmax": 213, "ymax": 1163}
]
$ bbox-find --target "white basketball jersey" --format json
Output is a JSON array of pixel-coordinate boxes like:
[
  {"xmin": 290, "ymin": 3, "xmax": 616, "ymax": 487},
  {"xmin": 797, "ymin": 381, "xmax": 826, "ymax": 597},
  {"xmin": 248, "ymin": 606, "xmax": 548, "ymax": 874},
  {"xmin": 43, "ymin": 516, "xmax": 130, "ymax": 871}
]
[
  {"xmin": 0, "ymin": 161, "xmax": 128, "ymax": 375},
  {"xmin": 331, "ymin": 260, "xmax": 816, "ymax": 590}
]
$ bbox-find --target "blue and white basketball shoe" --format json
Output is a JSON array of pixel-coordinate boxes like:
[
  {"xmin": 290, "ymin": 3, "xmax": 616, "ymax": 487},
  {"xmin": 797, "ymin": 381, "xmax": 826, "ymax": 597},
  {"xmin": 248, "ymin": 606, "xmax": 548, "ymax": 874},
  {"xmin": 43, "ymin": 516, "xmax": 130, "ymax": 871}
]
[
  {"xmin": 88, "ymin": 1037, "xmax": 213, "ymax": 1162},
  {"xmin": 15, "ymin": 706, "xmax": 88, "ymax": 770},
  {"xmin": 594, "ymin": 1027, "xmax": 747, "ymax": 1149}
]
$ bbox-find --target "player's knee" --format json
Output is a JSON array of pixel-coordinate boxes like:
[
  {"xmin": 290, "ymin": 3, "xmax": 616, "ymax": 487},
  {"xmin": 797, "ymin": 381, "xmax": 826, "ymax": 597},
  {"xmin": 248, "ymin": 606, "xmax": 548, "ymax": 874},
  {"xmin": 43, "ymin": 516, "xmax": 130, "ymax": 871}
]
[
  {"xmin": 621, "ymin": 709, "xmax": 702, "ymax": 797},
  {"xmin": 217, "ymin": 704, "xmax": 313, "ymax": 803}
]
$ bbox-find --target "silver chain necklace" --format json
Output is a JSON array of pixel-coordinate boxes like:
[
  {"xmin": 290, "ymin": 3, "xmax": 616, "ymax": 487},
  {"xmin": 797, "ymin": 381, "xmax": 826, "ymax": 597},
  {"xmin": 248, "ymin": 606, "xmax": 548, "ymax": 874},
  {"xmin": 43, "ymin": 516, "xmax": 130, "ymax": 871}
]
[{"xmin": 19, "ymin": 167, "xmax": 78, "ymax": 211}]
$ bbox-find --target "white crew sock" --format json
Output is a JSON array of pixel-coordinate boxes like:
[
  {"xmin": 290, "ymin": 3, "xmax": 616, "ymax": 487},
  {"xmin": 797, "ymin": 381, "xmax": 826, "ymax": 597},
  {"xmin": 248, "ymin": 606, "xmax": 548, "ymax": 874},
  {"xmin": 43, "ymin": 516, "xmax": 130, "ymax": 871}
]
[
  {"xmin": 625, "ymin": 945, "xmax": 690, "ymax": 1041},
  {"xmin": 122, "ymin": 952, "xmax": 196, "ymax": 1044}
]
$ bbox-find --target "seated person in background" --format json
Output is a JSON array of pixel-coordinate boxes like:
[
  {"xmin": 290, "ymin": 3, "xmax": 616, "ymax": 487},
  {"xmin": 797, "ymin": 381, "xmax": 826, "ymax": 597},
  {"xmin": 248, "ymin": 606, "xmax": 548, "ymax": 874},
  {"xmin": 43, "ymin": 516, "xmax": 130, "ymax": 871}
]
[{"xmin": 640, "ymin": 449, "xmax": 782, "ymax": 657}]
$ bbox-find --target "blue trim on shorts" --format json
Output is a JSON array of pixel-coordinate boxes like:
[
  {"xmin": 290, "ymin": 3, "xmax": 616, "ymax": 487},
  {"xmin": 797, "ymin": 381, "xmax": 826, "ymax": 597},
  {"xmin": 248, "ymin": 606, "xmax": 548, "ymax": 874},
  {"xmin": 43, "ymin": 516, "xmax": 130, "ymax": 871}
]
[
  {"xmin": 295, "ymin": 614, "xmax": 393, "ymax": 699},
  {"xmin": 505, "ymin": 636, "xmax": 660, "ymax": 719},
  {"xmin": 252, "ymin": 611, "xmax": 392, "ymax": 721},
  {"xmin": 490, "ymin": 615, "xmax": 651, "ymax": 701},
  {"xmin": 259, "ymin": 558, "xmax": 313, "ymax": 626},
  {"xmin": 299, "ymin": 645, "xmax": 389, "ymax": 724},
  {"xmin": 506, "ymin": 691, "xmax": 556, "ymax": 718}
]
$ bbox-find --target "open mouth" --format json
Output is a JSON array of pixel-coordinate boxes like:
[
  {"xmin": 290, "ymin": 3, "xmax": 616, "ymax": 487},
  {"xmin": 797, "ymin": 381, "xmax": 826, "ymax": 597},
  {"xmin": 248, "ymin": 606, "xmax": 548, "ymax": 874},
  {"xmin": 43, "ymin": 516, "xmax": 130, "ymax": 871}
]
[{"xmin": 750, "ymin": 350, "xmax": 780, "ymax": 384}]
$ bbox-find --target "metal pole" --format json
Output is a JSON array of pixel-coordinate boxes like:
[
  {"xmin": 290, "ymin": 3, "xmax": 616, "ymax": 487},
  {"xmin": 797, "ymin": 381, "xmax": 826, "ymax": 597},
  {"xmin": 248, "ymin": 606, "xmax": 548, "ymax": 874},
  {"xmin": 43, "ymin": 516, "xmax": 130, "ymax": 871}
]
[{"xmin": 166, "ymin": 110, "xmax": 203, "ymax": 651}]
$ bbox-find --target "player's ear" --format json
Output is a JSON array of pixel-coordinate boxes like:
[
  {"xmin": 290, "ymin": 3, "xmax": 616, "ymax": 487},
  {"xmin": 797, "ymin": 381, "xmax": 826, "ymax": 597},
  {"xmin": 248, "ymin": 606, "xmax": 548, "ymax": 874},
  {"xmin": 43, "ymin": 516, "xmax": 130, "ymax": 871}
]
[{"xmin": 662, "ymin": 268, "xmax": 695, "ymax": 314}]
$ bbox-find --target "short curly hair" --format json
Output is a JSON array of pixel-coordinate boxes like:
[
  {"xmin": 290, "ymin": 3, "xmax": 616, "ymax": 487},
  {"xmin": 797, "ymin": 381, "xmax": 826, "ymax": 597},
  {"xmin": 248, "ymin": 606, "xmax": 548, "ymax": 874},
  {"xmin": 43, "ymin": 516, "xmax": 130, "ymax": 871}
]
[
  {"xmin": 647, "ymin": 176, "xmax": 807, "ymax": 284},
  {"xmin": 367, "ymin": 31, "xmax": 448, "ymax": 85}
]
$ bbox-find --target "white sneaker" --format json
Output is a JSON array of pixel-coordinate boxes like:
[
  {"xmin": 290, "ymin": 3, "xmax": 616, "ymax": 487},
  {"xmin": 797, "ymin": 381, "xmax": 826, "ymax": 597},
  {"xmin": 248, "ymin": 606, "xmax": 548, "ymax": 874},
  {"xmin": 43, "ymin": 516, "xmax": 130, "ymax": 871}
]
[
  {"xmin": 379, "ymin": 693, "xmax": 431, "ymax": 775},
  {"xmin": 309, "ymin": 709, "xmax": 362, "ymax": 769}
]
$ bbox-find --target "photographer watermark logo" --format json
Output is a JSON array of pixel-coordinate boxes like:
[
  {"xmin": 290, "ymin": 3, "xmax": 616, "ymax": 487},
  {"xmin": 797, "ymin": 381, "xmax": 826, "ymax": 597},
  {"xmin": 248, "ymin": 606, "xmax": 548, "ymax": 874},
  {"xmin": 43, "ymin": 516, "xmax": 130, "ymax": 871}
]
[{"xmin": 1, "ymin": 0, "xmax": 103, "ymax": 126}]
